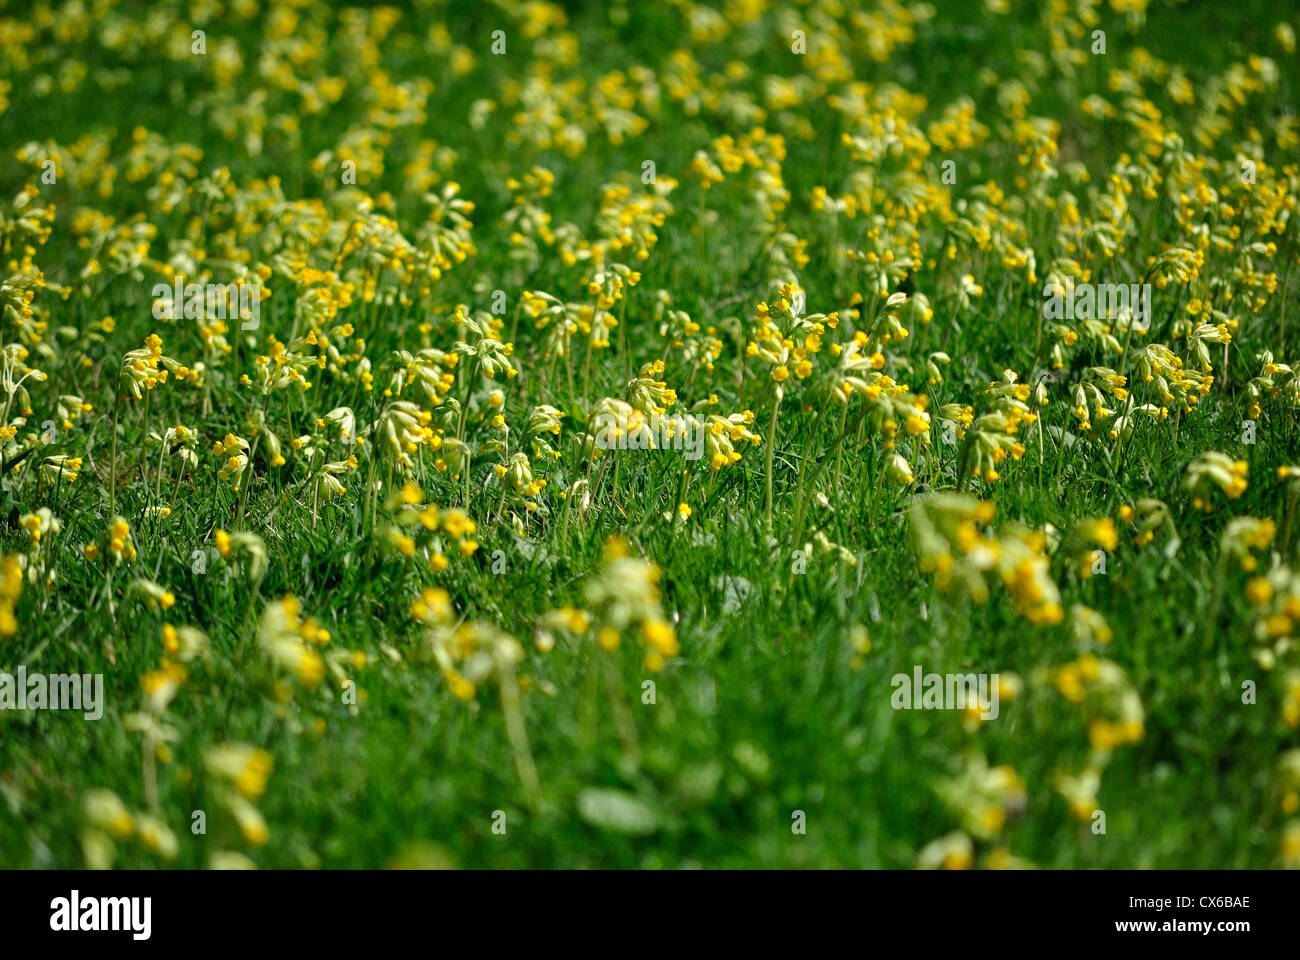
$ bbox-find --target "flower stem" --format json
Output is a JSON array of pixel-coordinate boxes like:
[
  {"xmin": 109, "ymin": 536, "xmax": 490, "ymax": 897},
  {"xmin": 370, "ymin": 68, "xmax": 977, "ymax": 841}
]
[{"xmin": 764, "ymin": 390, "xmax": 783, "ymax": 532}]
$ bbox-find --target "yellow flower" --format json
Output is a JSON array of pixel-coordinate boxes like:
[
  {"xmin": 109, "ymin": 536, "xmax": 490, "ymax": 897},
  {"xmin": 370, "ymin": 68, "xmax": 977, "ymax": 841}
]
[{"xmin": 1246, "ymin": 577, "xmax": 1274, "ymax": 606}]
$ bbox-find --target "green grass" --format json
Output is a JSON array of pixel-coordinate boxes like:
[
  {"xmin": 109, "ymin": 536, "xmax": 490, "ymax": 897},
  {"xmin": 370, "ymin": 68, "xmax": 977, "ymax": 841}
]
[{"xmin": 1, "ymin": 0, "xmax": 1298, "ymax": 868}]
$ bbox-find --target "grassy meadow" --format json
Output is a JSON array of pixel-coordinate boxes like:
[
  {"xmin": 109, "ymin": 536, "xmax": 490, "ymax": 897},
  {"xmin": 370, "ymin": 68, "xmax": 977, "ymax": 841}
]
[{"xmin": 1, "ymin": 0, "xmax": 1299, "ymax": 869}]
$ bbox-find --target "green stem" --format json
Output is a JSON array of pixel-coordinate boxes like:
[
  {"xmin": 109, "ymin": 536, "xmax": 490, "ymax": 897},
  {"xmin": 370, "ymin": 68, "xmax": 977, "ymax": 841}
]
[
  {"xmin": 791, "ymin": 402, "xmax": 831, "ymax": 545},
  {"xmin": 764, "ymin": 390, "xmax": 783, "ymax": 532},
  {"xmin": 109, "ymin": 393, "xmax": 121, "ymax": 519}
]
